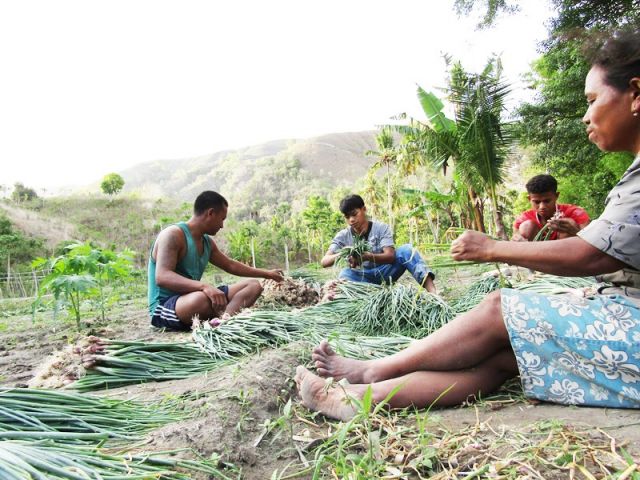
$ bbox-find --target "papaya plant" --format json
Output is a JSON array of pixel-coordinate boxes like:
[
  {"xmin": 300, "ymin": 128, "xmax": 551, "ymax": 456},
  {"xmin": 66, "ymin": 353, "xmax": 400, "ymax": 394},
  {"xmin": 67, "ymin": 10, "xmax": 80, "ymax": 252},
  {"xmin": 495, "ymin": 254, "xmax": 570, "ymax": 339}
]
[{"xmin": 32, "ymin": 242, "xmax": 135, "ymax": 328}]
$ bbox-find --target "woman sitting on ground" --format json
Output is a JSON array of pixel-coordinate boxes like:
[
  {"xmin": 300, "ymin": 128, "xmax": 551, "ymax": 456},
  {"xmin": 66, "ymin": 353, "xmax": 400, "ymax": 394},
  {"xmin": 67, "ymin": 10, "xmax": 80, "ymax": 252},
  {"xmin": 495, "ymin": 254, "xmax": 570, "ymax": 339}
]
[{"xmin": 296, "ymin": 28, "xmax": 640, "ymax": 421}]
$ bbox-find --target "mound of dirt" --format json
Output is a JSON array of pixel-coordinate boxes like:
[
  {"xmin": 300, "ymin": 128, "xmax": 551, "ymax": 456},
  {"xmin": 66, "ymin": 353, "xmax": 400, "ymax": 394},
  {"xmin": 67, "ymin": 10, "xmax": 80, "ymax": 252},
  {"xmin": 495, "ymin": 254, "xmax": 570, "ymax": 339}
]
[{"xmin": 104, "ymin": 343, "xmax": 308, "ymax": 479}]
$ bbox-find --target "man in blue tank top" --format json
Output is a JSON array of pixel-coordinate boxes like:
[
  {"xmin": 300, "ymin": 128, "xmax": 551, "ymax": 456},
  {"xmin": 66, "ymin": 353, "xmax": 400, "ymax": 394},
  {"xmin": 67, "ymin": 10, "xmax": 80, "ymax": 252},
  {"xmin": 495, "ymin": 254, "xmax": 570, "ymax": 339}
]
[
  {"xmin": 322, "ymin": 194, "xmax": 436, "ymax": 293},
  {"xmin": 148, "ymin": 191, "xmax": 284, "ymax": 330}
]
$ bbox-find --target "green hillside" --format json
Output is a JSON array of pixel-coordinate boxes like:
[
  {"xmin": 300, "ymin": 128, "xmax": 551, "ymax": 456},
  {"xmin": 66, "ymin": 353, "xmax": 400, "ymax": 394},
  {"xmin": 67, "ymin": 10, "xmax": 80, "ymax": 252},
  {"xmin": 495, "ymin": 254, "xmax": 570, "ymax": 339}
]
[{"xmin": 118, "ymin": 131, "xmax": 377, "ymax": 216}]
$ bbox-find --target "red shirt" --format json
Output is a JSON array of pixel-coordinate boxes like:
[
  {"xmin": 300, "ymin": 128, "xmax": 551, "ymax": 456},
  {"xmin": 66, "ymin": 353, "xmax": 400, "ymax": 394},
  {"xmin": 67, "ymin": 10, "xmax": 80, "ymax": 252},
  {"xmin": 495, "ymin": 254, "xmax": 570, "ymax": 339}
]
[{"xmin": 514, "ymin": 204, "xmax": 590, "ymax": 240}]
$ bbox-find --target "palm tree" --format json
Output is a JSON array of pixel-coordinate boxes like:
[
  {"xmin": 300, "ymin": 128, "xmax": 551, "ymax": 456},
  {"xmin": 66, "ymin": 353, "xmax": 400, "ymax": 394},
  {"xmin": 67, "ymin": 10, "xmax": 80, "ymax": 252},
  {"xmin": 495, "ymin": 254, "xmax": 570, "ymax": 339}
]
[
  {"xmin": 449, "ymin": 60, "xmax": 512, "ymax": 239},
  {"xmin": 367, "ymin": 127, "xmax": 400, "ymax": 233},
  {"xmin": 392, "ymin": 58, "xmax": 513, "ymax": 238}
]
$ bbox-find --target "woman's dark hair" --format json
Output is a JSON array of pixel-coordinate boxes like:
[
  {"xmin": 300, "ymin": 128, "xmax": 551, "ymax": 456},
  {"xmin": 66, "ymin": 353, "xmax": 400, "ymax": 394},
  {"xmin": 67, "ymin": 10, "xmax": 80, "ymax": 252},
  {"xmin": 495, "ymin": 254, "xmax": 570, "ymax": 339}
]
[
  {"xmin": 339, "ymin": 194, "xmax": 365, "ymax": 215},
  {"xmin": 194, "ymin": 191, "xmax": 228, "ymax": 215},
  {"xmin": 587, "ymin": 28, "xmax": 640, "ymax": 91},
  {"xmin": 526, "ymin": 174, "xmax": 558, "ymax": 194}
]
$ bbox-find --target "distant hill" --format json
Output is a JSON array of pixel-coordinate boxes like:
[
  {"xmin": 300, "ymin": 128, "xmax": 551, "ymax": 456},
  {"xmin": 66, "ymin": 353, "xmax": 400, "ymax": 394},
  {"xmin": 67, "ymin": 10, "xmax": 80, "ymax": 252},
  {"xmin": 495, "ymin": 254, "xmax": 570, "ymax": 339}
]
[{"xmin": 120, "ymin": 131, "xmax": 378, "ymax": 217}]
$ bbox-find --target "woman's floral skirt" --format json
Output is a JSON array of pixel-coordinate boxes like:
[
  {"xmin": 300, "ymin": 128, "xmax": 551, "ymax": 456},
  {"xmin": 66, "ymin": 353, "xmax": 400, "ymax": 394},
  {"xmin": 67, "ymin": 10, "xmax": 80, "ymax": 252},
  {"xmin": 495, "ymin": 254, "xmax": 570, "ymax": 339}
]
[{"xmin": 502, "ymin": 288, "xmax": 640, "ymax": 408}]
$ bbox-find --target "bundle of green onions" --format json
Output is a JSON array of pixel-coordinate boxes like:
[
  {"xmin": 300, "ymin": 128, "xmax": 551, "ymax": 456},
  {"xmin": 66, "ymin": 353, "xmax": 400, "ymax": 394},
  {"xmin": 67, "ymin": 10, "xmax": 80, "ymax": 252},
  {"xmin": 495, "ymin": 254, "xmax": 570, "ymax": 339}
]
[
  {"xmin": 451, "ymin": 276, "xmax": 502, "ymax": 314},
  {"xmin": 332, "ymin": 282, "xmax": 453, "ymax": 336},
  {"xmin": 0, "ymin": 388, "xmax": 187, "ymax": 443},
  {"xmin": 0, "ymin": 440, "xmax": 236, "ymax": 479},
  {"xmin": 335, "ymin": 236, "xmax": 371, "ymax": 268},
  {"xmin": 306, "ymin": 330, "xmax": 413, "ymax": 360},
  {"xmin": 514, "ymin": 274, "xmax": 597, "ymax": 294},
  {"xmin": 192, "ymin": 309, "xmax": 316, "ymax": 360},
  {"xmin": 533, "ymin": 211, "xmax": 564, "ymax": 241},
  {"xmin": 71, "ymin": 340, "xmax": 226, "ymax": 392}
]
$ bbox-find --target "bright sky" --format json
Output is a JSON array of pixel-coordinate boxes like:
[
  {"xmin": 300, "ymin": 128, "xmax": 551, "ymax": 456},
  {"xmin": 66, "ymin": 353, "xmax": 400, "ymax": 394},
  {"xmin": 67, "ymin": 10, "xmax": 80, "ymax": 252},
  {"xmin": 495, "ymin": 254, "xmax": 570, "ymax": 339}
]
[{"xmin": 0, "ymin": 0, "xmax": 552, "ymax": 192}]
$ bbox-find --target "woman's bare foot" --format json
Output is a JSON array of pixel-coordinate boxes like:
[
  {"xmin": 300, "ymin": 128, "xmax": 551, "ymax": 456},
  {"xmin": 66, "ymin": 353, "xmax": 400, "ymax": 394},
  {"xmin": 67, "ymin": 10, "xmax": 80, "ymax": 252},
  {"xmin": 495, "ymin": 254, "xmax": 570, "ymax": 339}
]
[
  {"xmin": 312, "ymin": 340, "xmax": 376, "ymax": 383},
  {"xmin": 295, "ymin": 366, "xmax": 357, "ymax": 421}
]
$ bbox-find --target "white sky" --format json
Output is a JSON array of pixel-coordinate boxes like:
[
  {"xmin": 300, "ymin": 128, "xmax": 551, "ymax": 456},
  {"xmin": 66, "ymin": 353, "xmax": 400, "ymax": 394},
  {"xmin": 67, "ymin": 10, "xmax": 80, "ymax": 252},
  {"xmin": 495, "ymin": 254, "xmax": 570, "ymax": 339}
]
[{"xmin": 0, "ymin": 0, "xmax": 552, "ymax": 192}]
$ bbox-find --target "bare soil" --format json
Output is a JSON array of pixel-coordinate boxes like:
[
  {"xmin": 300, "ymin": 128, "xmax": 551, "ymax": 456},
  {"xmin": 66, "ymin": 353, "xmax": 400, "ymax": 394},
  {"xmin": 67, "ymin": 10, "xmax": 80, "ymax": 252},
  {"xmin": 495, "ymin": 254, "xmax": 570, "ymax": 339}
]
[{"xmin": 2, "ymin": 299, "xmax": 640, "ymax": 478}]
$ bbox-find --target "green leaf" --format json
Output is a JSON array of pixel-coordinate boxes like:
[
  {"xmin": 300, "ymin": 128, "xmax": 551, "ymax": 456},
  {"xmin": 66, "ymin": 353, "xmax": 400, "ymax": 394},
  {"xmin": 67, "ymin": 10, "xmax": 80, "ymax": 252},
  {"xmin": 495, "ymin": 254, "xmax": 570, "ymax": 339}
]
[{"xmin": 417, "ymin": 86, "xmax": 456, "ymax": 133}]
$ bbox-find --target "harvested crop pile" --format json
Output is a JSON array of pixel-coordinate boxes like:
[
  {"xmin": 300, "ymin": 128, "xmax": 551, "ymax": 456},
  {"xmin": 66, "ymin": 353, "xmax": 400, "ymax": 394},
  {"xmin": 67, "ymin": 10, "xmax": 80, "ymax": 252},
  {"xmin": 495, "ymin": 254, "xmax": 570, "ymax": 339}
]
[
  {"xmin": 259, "ymin": 277, "xmax": 320, "ymax": 308},
  {"xmin": 27, "ymin": 336, "xmax": 105, "ymax": 388},
  {"xmin": 334, "ymin": 281, "xmax": 453, "ymax": 336}
]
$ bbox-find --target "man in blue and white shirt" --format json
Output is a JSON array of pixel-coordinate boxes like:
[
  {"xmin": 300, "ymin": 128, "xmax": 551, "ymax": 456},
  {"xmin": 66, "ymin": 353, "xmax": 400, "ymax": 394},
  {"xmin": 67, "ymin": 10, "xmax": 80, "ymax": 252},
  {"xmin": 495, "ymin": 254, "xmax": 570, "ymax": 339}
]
[{"xmin": 321, "ymin": 194, "xmax": 436, "ymax": 293}]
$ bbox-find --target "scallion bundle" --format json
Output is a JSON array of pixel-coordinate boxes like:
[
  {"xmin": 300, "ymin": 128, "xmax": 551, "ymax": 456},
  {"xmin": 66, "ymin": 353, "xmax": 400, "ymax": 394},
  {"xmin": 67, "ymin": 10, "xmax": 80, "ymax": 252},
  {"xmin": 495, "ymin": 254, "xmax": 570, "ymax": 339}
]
[
  {"xmin": 335, "ymin": 236, "xmax": 372, "ymax": 268},
  {"xmin": 71, "ymin": 340, "xmax": 226, "ymax": 392},
  {"xmin": 0, "ymin": 440, "xmax": 236, "ymax": 479},
  {"xmin": 333, "ymin": 282, "xmax": 453, "ymax": 336},
  {"xmin": 0, "ymin": 388, "xmax": 187, "ymax": 443}
]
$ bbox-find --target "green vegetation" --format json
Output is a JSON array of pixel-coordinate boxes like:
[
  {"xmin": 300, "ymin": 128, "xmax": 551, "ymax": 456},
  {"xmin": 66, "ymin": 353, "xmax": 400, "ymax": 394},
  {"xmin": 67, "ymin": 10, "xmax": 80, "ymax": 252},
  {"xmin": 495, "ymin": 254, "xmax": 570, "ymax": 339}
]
[
  {"xmin": 0, "ymin": 388, "xmax": 188, "ymax": 442},
  {"xmin": 33, "ymin": 242, "xmax": 134, "ymax": 327},
  {"xmin": 10, "ymin": 183, "xmax": 38, "ymax": 203},
  {"xmin": 0, "ymin": 213, "xmax": 45, "ymax": 276},
  {"xmin": 99, "ymin": 172, "xmax": 125, "ymax": 196},
  {"xmin": 3, "ymin": 3, "xmax": 639, "ymax": 479}
]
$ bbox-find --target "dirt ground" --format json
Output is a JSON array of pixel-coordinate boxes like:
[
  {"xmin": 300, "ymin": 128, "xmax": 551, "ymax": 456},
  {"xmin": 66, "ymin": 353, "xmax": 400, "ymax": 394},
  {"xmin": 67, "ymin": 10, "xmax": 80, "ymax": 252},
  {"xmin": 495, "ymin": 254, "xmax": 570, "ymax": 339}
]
[{"xmin": 2, "ymin": 298, "xmax": 640, "ymax": 478}]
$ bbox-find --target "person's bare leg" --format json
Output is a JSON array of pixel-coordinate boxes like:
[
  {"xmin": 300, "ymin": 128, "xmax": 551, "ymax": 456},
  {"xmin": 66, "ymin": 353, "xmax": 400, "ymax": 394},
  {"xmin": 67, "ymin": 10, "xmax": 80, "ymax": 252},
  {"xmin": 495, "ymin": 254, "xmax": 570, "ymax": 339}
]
[
  {"xmin": 518, "ymin": 220, "xmax": 539, "ymax": 241},
  {"xmin": 298, "ymin": 349, "xmax": 518, "ymax": 421},
  {"xmin": 224, "ymin": 279, "xmax": 263, "ymax": 315},
  {"xmin": 423, "ymin": 274, "xmax": 437, "ymax": 294},
  {"xmin": 175, "ymin": 291, "xmax": 219, "ymax": 327},
  {"xmin": 313, "ymin": 290, "xmax": 510, "ymax": 383}
]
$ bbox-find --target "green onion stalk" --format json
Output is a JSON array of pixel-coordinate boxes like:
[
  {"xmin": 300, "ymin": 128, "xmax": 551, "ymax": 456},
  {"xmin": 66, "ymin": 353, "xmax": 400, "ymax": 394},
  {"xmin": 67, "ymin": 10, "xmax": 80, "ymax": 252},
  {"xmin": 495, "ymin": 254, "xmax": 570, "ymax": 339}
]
[
  {"xmin": 334, "ymin": 236, "xmax": 372, "ymax": 269},
  {"xmin": 330, "ymin": 282, "xmax": 454, "ymax": 337},
  {"xmin": 71, "ymin": 340, "xmax": 227, "ymax": 392},
  {"xmin": 0, "ymin": 388, "xmax": 188, "ymax": 443},
  {"xmin": 0, "ymin": 440, "xmax": 237, "ymax": 479}
]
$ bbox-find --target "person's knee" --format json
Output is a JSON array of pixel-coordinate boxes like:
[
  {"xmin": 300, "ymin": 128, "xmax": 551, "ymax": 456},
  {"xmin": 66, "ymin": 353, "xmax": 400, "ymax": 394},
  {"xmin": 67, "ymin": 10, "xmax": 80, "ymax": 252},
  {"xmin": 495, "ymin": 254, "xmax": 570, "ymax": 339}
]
[
  {"xmin": 518, "ymin": 220, "xmax": 538, "ymax": 241},
  {"xmin": 394, "ymin": 244, "xmax": 413, "ymax": 261},
  {"xmin": 482, "ymin": 291, "xmax": 508, "ymax": 337},
  {"xmin": 250, "ymin": 279, "xmax": 263, "ymax": 295},
  {"xmin": 176, "ymin": 291, "xmax": 215, "ymax": 321},
  {"xmin": 338, "ymin": 268, "xmax": 353, "ymax": 281},
  {"xmin": 484, "ymin": 290, "xmax": 502, "ymax": 313},
  {"xmin": 189, "ymin": 291, "xmax": 211, "ymax": 309}
]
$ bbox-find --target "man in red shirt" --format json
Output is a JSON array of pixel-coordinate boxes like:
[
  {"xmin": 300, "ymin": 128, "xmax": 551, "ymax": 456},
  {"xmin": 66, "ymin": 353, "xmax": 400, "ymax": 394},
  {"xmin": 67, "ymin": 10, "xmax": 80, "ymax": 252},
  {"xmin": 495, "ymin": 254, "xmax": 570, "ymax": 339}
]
[{"xmin": 512, "ymin": 174, "xmax": 590, "ymax": 241}]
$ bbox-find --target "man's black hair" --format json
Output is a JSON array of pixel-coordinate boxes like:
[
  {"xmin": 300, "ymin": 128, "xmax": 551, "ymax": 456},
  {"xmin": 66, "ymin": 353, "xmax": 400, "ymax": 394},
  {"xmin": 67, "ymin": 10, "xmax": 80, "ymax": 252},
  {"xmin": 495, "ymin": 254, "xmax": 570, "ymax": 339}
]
[
  {"xmin": 525, "ymin": 174, "xmax": 558, "ymax": 195},
  {"xmin": 339, "ymin": 194, "xmax": 365, "ymax": 215},
  {"xmin": 194, "ymin": 191, "xmax": 228, "ymax": 215}
]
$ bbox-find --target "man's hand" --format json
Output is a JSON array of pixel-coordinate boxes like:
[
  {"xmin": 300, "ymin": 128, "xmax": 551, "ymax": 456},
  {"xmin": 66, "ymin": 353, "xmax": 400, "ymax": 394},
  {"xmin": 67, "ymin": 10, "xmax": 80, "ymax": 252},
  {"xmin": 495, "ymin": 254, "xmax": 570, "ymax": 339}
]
[
  {"xmin": 547, "ymin": 217, "xmax": 580, "ymax": 236},
  {"xmin": 348, "ymin": 254, "xmax": 361, "ymax": 269},
  {"xmin": 451, "ymin": 230, "xmax": 495, "ymax": 262},
  {"xmin": 265, "ymin": 269, "xmax": 285, "ymax": 282},
  {"xmin": 201, "ymin": 285, "xmax": 228, "ymax": 309}
]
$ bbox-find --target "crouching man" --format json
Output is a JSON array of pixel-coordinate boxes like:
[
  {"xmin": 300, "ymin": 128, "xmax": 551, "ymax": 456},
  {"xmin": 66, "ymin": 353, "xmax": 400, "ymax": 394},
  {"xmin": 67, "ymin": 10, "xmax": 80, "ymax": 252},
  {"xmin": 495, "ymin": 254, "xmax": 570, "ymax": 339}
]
[
  {"xmin": 321, "ymin": 194, "xmax": 436, "ymax": 293},
  {"xmin": 148, "ymin": 190, "xmax": 284, "ymax": 330}
]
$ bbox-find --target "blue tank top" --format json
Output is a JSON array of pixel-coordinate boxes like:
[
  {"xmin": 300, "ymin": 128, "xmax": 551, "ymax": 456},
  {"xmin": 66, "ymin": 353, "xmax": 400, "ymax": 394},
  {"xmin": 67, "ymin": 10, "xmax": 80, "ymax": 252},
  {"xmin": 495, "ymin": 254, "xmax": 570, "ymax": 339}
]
[{"xmin": 147, "ymin": 222, "xmax": 212, "ymax": 314}]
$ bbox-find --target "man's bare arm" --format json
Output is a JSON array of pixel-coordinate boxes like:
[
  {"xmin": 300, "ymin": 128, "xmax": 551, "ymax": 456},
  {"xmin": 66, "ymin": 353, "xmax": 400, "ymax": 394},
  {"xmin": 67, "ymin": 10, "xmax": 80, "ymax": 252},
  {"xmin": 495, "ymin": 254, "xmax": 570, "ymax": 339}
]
[
  {"xmin": 451, "ymin": 231, "xmax": 626, "ymax": 277},
  {"xmin": 154, "ymin": 227, "xmax": 208, "ymax": 293},
  {"xmin": 154, "ymin": 228, "xmax": 228, "ymax": 310},
  {"xmin": 361, "ymin": 246, "xmax": 395, "ymax": 265},
  {"xmin": 321, "ymin": 250, "xmax": 340, "ymax": 268}
]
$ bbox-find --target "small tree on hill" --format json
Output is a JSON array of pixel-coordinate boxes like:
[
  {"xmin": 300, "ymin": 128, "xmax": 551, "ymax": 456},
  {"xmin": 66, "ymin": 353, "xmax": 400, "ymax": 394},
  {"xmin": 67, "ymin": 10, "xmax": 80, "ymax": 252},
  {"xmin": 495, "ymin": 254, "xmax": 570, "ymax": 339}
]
[
  {"xmin": 100, "ymin": 173, "xmax": 125, "ymax": 197},
  {"xmin": 11, "ymin": 183, "xmax": 38, "ymax": 203}
]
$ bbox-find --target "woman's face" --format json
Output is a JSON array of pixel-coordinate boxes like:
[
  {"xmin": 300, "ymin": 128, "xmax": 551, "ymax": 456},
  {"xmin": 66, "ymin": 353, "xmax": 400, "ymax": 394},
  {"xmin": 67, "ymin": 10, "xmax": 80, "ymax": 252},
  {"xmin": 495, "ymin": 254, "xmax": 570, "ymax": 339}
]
[{"xmin": 582, "ymin": 66, "xmax": 640, "ymax": 153}]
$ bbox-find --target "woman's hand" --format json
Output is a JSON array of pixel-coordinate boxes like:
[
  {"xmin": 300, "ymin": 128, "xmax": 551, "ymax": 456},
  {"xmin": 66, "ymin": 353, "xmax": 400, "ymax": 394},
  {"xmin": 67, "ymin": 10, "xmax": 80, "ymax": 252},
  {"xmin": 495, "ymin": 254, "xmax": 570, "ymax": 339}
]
[{"xmin": 451, "ymin": 230, "xmax": 495, "ymax": 262}]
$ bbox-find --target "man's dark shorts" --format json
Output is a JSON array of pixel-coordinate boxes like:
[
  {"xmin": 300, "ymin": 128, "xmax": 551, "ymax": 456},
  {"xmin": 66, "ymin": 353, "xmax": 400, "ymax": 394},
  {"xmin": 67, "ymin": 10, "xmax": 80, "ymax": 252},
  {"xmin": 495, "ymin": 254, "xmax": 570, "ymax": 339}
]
[{"xmin": 151, "ymin": 285, "xmax": 229, "ymax": 331}]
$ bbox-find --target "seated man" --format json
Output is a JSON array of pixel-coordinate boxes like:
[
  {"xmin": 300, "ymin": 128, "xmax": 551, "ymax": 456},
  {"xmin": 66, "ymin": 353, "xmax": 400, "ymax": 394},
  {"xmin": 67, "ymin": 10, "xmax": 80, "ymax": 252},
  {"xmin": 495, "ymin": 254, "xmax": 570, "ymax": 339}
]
[
  {"xmin": 512, "ymin": 174, "xmax": 590, "ymax": 241},
  {"xmin": 148, "ymin": 190, "xmax": 284, "ymax": 330},
  {"xmin": 321, "ymin": 194, "xmax": 436, "ymax": 293}
]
